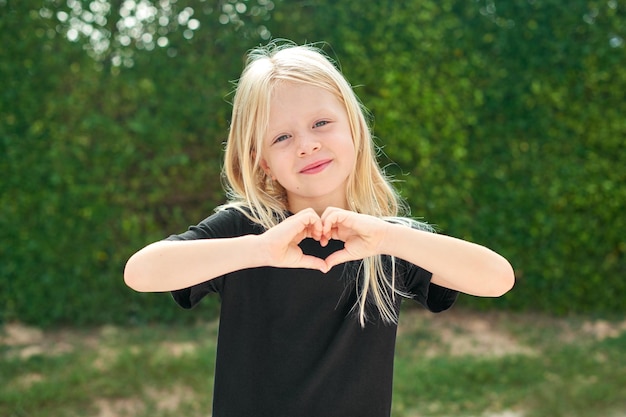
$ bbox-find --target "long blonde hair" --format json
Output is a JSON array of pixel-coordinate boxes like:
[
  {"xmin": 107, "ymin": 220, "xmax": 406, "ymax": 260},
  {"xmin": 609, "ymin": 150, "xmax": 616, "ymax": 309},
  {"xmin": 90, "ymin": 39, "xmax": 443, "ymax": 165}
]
[{"xmin": 221, "ymin": 41, "xmax": 430, "ymax": 326}]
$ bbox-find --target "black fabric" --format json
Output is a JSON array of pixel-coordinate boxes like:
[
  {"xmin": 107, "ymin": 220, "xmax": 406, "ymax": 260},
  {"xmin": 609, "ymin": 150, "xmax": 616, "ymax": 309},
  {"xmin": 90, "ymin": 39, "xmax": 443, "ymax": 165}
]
[{"xmin": 167, "ymin": 208, "xmax": 458, "ymax": 417}]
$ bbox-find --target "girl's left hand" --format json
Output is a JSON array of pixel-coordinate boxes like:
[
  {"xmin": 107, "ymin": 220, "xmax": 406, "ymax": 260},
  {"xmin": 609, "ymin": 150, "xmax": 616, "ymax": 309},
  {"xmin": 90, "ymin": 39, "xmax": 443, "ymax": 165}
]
[
  {"xmin": 320, "ymin": 207, "xmax": 389, "ymax": 270},
  {"xmin": 318, "ymin": 208, "xmax": 515, "ymax": 297}
]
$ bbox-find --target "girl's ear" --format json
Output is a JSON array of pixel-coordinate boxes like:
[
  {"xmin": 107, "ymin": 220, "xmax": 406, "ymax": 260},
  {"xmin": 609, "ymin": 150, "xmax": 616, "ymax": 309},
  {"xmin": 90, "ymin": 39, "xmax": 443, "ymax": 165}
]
[{"xmin": 257, "ymin": 154, "xmax": 273, "ymax": 178}]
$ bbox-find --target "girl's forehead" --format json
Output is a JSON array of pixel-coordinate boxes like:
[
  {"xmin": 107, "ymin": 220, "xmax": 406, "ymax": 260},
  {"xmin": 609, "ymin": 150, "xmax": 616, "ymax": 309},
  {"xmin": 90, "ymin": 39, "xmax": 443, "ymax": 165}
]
[
  {"xmin": 266, "ymin": 84, "xmax": 344, "ymax": 129},
  {"xmin": 272, "ymin": 79, "xmax": 335, "ymax": 96},
  {"xmin": 270, "ymin": 81, "xmax": 341, "ymax": 108}
]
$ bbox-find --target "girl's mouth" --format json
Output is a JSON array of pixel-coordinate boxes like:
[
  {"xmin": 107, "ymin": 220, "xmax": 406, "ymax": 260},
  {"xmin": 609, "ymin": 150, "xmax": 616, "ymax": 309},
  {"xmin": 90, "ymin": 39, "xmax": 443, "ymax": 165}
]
[{"xmin": 299, "ymin": 159, "xmax": 332, "ymax": 174}]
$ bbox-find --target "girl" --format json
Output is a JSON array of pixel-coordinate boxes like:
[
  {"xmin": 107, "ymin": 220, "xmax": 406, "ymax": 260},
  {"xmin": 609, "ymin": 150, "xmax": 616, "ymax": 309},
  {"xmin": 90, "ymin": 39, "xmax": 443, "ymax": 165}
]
[{"xmin": 124, "ymin": 41, "xmax": 514, "ymax": 417}]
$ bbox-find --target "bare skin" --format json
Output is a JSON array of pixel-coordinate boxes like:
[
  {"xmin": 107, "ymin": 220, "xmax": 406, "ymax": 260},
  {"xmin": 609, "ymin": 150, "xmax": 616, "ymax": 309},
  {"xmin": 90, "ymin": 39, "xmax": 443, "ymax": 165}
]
[{"xmin": 125, "ymin": 207, "xmax": 514, "ymax": 297}]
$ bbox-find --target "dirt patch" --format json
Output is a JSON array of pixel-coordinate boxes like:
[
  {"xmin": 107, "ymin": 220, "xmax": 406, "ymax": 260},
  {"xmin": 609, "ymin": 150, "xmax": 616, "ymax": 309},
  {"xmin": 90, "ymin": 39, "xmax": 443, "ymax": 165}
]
[
  {"xmin": 580, "ymin": 319, "xmax": 626, "ymax": 341},
  {"xmin": 1, "ymin": 322, "xmax": 74, "ymax": 359},
  {"xmin": 159, "ymin": 341, "xmax": 198, "ymax": 358},
  {"xmin": 92, "ymin": 345, "xmax": 120, "ymax": 371},
  {"xmin": 93, "ymin": 385, "xmax": 195, "ymax": 417},
  {"xmin": 94, "ymin": 397, "xmax": 144, "ymax": 417},
  {"xmin": 399, "ymin": 308, "xmax": 626, "ymax": 359},
  {"xmin": 406, "ymin": 410, "xmax": 524, "ymax": 417},
  {"xmin": 399, "ymin": 308, "xmax": 538, "ymax": 358},
  {"xmin": 1, "ymin": 323, "xmax": 44, "ymax": 346},
  {"xmin": 435, "ymin": 323, "xmax": 536, "ymax": 358},
  {"xmin": 13, "ymin": 372, "xmax": 44, "ymax": 389}
]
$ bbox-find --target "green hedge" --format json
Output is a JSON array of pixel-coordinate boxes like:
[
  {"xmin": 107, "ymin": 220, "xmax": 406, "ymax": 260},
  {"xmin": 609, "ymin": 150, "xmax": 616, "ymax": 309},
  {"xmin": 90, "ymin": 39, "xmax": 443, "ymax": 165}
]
[{"xmin": 1, "ymin": 0, "xmax": 624, "ymax": 326}]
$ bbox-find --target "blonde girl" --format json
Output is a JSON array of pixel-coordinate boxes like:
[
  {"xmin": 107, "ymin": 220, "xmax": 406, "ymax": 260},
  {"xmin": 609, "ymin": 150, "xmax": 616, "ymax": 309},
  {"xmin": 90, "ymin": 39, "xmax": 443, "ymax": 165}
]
[{"xmin": 125, "ymin": 41, "xmax": 514, "ymax": 417}]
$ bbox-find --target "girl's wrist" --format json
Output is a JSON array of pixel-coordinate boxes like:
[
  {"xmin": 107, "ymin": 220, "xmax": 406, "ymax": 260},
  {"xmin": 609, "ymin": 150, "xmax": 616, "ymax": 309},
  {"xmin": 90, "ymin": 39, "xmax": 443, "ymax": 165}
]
[
  {"xmin": 375, "ymin": 221, "xmax": 396, "ymax": 256},
  {"xmin": 241, "ymin": 234, "xmax": 270, "ymax": 268}
]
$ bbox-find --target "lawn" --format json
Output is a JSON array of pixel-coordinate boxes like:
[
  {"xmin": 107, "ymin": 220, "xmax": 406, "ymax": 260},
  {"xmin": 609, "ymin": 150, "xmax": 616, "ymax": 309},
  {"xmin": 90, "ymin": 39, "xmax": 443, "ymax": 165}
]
[{"xmin": 2, "ymin": 307, "xmax": 625, "ymax": 417}]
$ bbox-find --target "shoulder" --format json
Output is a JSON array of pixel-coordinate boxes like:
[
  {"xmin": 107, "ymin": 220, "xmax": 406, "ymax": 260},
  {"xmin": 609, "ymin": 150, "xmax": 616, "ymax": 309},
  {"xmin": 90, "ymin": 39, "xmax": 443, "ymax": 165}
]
[
  {"xmin": 166, "ymin": 206, "xmax": 264, "ymax": 241},
  {"xmin": 383, "ymin": 216, "xmax": 434, "ymax": 233},
  {"xmin": 203, "ymin": 206, "xmax": 268, "ymax": 236}
]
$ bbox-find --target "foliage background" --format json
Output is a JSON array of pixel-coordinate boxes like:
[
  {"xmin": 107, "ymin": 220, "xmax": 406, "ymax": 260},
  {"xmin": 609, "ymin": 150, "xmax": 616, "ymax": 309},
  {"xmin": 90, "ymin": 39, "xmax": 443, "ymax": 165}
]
[{"xmin": 1, "ymin": 0, "xmax": 624, "ymax": 326}]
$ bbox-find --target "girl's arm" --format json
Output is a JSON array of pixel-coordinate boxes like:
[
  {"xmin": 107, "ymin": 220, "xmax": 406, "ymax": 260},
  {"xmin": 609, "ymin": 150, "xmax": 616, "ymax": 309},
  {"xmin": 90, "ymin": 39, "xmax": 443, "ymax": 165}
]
[
  {"xmin": 124, "ymin": 208, "xmax": 328, "ymax": 292},
  {"xmin": 321, "ymin": 208, "xmax": 514, "ymax": 297},
  {"xmin": 380, "ymin": 223, "xmax": 514, "ymax": 296}
]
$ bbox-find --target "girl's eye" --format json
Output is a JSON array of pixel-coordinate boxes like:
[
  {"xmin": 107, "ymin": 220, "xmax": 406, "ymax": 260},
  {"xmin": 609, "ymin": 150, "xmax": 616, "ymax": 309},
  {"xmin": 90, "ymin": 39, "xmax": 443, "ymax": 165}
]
[
  {"xmin": 313, "ymin": 120, "xmax": 329, "ymax": 128},
  {"xmin": 273, "ymin": 134, "xmax": 291, "ymax": 144}
]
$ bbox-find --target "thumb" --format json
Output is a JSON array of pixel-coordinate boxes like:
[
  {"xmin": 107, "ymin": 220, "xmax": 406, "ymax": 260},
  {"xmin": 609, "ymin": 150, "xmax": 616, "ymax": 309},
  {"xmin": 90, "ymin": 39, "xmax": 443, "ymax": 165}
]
[
  {"xmin": 299, "ymin": 254, "xmax": 330, "ymax": 273},
  {"xmin": 324, "ymin": 249, "xmax": 359, "ymax": 271}
]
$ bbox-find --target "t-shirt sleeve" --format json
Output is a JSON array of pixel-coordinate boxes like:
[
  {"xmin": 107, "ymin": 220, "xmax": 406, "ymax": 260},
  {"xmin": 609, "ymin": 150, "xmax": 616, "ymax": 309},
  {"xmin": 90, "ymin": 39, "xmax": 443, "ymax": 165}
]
[
  {"xmin": 392, "ymin": 221, "xmax": 459, "ymax": 313},
  {"xmin": 423, "ymin": 282, "xmax": 459, "ymax": 312},
  {"xmin": 164, "ymin": 208, "xmax": 250, "ymax": 309},
  {"xmin": 401, "ymin": 260, "xmax": 459, "ymax": 313}
]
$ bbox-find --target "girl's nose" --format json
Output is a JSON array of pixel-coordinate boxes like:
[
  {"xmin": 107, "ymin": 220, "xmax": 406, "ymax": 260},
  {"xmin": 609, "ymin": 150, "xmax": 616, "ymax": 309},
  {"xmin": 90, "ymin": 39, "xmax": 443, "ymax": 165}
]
[{"xmin": 297, "ymin": 134, "xmax": 321, "ymax": 156}]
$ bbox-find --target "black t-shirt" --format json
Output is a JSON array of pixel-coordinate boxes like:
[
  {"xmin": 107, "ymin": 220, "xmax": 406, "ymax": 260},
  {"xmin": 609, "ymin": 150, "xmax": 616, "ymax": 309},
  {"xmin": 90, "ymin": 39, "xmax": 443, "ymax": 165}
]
[{"xmin": 167, "ymin": 208, "xmax": 458, "ymax": 417}]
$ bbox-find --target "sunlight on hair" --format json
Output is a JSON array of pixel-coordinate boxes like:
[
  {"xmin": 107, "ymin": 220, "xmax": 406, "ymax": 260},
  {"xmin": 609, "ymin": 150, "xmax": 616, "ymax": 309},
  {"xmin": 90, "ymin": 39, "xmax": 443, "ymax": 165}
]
[{"xmin": 221, "ymin": 41, "xmax": 435, "ymax": 326}]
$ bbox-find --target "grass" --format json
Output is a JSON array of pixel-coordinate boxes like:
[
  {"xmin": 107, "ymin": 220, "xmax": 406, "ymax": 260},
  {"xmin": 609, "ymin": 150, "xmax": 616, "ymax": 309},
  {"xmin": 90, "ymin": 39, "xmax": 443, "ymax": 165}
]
[{"xmin": 1, "ymin": 307, "xmax": 625, "ymax": 417}]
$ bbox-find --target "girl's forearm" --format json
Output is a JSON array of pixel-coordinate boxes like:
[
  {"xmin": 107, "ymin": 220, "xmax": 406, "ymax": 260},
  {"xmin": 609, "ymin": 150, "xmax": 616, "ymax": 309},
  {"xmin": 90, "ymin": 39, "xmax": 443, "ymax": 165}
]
[
  {"xmin": 124, "ymin": 235, "xmax": 264, "ymax": 292},
  {"xmin": 380, "ymin": 223, "xmax": 515, "ymax": 297}
]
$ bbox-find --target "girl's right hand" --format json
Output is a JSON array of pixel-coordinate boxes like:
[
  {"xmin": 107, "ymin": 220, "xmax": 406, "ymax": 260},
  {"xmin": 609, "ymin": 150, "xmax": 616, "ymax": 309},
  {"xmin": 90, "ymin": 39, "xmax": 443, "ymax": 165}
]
[{"xmin": 261, "ymin": 208, "xmax": 329, "ymax": 272}]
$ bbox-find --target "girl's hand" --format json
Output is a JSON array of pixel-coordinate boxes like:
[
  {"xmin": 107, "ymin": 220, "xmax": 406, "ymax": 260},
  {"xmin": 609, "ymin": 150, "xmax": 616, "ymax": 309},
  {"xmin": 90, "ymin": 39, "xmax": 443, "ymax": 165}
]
[
  {"xmin": 261, "ymin": 207, "xmax": 390, "ymax": 273},
  {"xmin": 261, "ymin": 208, "xmax": 328, "ymax": 272},
  {"xmin": 261, "ymin": 207, "xmax": 513, "ymax": 296},
  {"xmin": 320, "ymin": 207, "xmax": 389, "ymax": 270}
]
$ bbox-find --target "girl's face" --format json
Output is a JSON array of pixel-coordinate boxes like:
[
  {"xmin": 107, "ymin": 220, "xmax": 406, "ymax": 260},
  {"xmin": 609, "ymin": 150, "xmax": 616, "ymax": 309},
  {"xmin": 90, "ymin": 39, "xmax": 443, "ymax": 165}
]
[{"xmin": 260, "ymin": 81, "xmax": 356, "ymax": 214}]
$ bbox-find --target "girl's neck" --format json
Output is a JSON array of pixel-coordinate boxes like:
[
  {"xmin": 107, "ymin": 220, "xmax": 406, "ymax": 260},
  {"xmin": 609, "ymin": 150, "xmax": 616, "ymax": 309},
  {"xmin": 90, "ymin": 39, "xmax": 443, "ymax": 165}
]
[{"xmin": 288, "ymin": 196, "xmax": 349, "ymax": 216}]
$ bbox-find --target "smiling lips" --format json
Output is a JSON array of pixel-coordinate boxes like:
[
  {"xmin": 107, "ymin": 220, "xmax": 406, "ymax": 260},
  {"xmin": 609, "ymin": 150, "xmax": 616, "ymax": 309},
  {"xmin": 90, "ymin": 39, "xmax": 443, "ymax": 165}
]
[{"xmin": 299, "ymin": 159, "xmax": 332, "ymax": 174}]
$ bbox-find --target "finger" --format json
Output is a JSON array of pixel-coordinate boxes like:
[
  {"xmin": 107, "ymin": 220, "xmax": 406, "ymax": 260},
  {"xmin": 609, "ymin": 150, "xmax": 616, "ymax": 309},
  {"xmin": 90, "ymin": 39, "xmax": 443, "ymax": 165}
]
[
  {"xmin": 290, "ymin": 209, "xmax": 321, "ymax": 237},
  {"xmin": 324, "ymin": 249, "xmax": 360, "ymax": 270},
  {"xmin": 309, "ymin": 216, "xmax": 323, "ymax": 241},
  {"xmin": 319, "ymin": 222, "xmax": 333, "ymax": 246},
  {"xmin": 320, "ymin": 207, "xmax": 340, "ymax": 234},
  {"xmin": 319, "ymin": 232, "xmax": 329, "ymax": 247},
  {"xmin": 321, "ymin": 223, "xmax": 343, "ymax": 247},
  {"xmin": 298, "ymin": 254, "xmax": 330, "ymax": 273},
  {"xmin": 297, "ymin": 208, "xmax": 319, "ymax": 225},
  {"xmin": 318, "ymin": 211, "xmax": 335, "ymax": 245},
  {"xmin": 320, "ymin": 206, "xmax": 339, "ymax": 219},
  {"xmin": 323, "ymin": 217, "xmax": 344, "ymax": 241}
]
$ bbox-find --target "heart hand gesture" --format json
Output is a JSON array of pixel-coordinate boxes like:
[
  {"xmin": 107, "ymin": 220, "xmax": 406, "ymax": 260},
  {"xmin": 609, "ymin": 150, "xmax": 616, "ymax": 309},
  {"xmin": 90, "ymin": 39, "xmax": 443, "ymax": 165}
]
[
  {"xmin": 261, "ymin": 207, "xmax": 389, "ymax": 273},
  {"xmin": 320, "ymin": 207, "xmax": 389, "ymax": 270}
]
